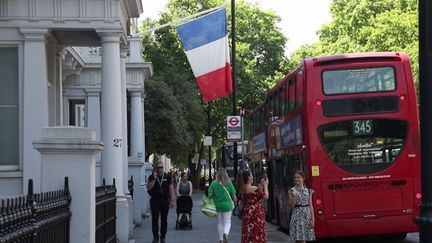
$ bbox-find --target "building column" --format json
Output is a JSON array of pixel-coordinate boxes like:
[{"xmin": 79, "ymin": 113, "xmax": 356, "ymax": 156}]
[
  {"xmin": 57, "ymin": 49, "xmax": 66, "ymax": 126},
  {"xmin": 142, "ymin": 93, "xmax": 146, "ymax": 159},
  {"xmin": 130, "ymin": 90, "xmax": 144, "ymax": 161},
  {"xmin": 98, "ymin": 31, "xmax": 129, "ymax": 243},
  {"xmin": 20, "ymin": 28, "xmax": 49, "ymax": 193},
  {"xmin": 120, "ymin": 48, "xmax": 129, "ymax": 194},
  {"xmin": 120, "ymin": 48, "xmax": 134, "ymax": 239},
  {"xmin": 86, "ymin": 89, "xmax": 101, "ymax": 162},
  {"xmin": 98, "ymin": 32, "xmax": 124, "ymax": 195},
  {"xmin": 129, "ymin": 89, "xmax": 145, "ymax": 226}
]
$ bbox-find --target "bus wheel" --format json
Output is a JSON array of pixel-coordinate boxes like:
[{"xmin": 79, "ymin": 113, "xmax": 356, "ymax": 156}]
[{"xmin": 380, "ymin": 233, "xmax": 407, "ymax": 240}]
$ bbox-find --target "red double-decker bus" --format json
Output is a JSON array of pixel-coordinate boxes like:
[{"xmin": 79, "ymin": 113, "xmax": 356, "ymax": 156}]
[{"xmin": 247, "ymin": 52, "xmax": 421, "ymax": 239}]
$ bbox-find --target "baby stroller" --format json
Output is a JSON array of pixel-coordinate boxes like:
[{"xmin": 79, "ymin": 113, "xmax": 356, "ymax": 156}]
[{"xmin": 176, "ymin": 195, "xmax": 193, "ymax": 230}]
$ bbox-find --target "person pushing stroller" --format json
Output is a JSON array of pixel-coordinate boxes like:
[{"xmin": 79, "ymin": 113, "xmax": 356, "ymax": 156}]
[{"xmin": 176, "ymin": 173, "xmax": 193, "ymax": 229}]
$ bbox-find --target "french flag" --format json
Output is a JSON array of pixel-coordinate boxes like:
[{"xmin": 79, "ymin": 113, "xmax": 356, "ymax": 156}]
[{"xmin": 177, "ymin": 8, "xmax": 233, "ymax": 102}]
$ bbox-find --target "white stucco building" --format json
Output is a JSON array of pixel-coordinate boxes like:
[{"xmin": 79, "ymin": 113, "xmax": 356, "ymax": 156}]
[{"xmin": 0, "ymin": 1, "xmax": 151, "ymax": 242}]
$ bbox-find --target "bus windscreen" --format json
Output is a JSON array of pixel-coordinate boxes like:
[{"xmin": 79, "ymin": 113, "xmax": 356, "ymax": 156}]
[{"xmin": 323, "ymin": 67, "xmax": 396, "ymax": 95}]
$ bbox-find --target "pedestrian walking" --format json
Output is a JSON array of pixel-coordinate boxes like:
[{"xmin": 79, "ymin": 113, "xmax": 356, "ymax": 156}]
[
  {"xmin": 237, "ymin": 170, "xmax": 269, "ymax": 243},
  {"xmin": 208, "ymin": 168, "xmax": 237, "ymax": 243},
  {"xmin": 147, "ymin": 161, "xmax": 176, "ymax": 243},
  {"xmin": 288, "ymin": 171, "xmax": 316, "ymax": 243}
]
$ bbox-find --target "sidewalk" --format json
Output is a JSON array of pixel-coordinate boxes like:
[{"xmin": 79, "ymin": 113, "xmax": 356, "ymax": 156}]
[{"xmin": 133, "ymin": 191, "xmax": 292, "ymax": 243}]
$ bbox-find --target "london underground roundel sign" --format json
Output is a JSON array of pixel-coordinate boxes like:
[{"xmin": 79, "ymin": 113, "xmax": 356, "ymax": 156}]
[
  {"xmin": 227, "ymin": 116, "xmax": 241, "ymax": 142},
  {"xmin": 227, "ymin": 116, "xmax": 241, "ymax": 128},
  {"xmin": 229, "ymin": 117, "xmax": 239, "ymax": 126}
]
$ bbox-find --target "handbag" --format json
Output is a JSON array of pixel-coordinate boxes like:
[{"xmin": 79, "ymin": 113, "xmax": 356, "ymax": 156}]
[
  {"xmin": 233, "ymin": 199, "xmax": 244, "ymax": 217},
  {"xmin": 201, "ymin": 195, "xmax": 217, "ymax": 217}
]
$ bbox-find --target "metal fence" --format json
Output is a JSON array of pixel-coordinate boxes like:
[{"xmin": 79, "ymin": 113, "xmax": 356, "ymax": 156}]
[
  {"xmin": 0, "ymin": 177, "xmax": 72, "ymax": 243},
  {"xmin": 96, "ymin": 178, "xmax": 117, "ymax": 243}
]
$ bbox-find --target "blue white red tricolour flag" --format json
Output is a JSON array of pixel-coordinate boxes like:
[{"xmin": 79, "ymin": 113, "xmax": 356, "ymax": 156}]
[{"xmin": 177, "ymin": 8, "xmax": 232, "ymax": 102}]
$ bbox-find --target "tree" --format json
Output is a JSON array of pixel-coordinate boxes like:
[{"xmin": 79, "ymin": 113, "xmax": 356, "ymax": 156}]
[
  {"xmin": 288, "ymin": 0, "xmax": 419, "ymax": 83},
  {"xmin": 142, "ymin": 0, "xmax": 287, "ymax": 177}
]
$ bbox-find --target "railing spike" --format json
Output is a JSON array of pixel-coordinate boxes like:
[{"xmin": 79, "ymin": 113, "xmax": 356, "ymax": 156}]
[
  {"xmin": 6, "ymin": 199, "xmax": 10, "ymax": 213},
  {"xmin": 27, "ymin": 179, "xmax": 33, "ymax": 197},
  {"xmin": 64, "ymin": 177, "xmax": 70, "ymax": 196}
]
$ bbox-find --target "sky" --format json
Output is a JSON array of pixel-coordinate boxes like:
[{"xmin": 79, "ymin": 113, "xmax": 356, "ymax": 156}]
[{"xmin": 140, "ymin": 0, "xmax": 333, "ymax": 56}]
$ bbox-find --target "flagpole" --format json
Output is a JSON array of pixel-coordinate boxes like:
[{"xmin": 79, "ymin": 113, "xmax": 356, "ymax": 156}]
[
  {"xmin": 131, "ymin": 5, "xmax": 226, "ymax": 36},
  {"xmin": 231, "ymin": 0, "xmax": 239, "ymax": 179}
]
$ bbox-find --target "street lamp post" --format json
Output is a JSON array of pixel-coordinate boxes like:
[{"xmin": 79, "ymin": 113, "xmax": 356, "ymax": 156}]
[
  {"xmin": 208, "ymin": 102, "xmax": 212, "ymax": 183},
  {"xmin": 231, "ymin": 0, "xmax": 238, "ymax": 179},
  {"xmin": 417, "ymin": 1, "xmax": 432, "ymax": 242}
]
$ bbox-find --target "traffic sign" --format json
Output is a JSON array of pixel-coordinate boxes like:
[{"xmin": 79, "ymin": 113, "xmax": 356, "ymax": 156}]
[
  {"xmin": 227, "ymin": 116, "xmax": 241, "ymax": 128},
  {"xmin": 227, "ymin": 116, "xmax": 241, "ymax": 142}
]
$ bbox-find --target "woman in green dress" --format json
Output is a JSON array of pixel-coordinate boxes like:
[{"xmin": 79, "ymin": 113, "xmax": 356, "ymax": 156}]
[{"xmin": 208, "ymin": 168, "xmax": 237, "ymax": 243}]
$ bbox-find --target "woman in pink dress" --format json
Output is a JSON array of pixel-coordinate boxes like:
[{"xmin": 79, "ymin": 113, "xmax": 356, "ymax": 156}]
[{"xmin": 237, "ymin": 170, "xmax": 269, "ymax": 243}]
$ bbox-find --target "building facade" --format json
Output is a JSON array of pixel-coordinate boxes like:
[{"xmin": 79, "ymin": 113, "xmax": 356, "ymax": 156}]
[{"xmin": 0, "ymin": 0, "xmax": 150, "ymax": 242}]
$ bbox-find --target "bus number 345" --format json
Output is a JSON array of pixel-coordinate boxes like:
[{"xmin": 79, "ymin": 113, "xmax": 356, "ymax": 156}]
[{"xmin": 353, "ymin": 120, "xmax": 373, "ymax": 135}]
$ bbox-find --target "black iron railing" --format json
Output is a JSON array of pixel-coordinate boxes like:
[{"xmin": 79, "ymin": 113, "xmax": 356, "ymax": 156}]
[
  {"xmin": 0, "ymin": 177, "xmax": 71, "ymax": 243},
  {"xmin": 128, "ymin": 176, "xmax": 134, "ymax": 200},
  {"xmin": 95, "ymin": 179, "xmax": 116, "ymax": 243}
]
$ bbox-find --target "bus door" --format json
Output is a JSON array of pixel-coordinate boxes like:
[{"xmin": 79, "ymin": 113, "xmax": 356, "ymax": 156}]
[
  {"xmin": 266, "ymin": 159, "xmax": 276, "ymax": 222},
  {"xmin": 270, "ymin": 159, "xmax": 283, "ymax": 225},
  {"xmin": 279, "ymin": 153, "xmax": 304, "ymax": 230}
]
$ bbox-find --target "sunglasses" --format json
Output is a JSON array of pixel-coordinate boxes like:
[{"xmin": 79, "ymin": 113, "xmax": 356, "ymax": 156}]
[{"xmin": 156, "ymin": 167, "xmax": 164, "ymax": 169}]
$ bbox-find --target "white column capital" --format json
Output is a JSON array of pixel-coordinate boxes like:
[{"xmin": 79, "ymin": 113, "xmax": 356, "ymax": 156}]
[
  {"xmin": 20, "ymin": 28, "xmax": 49, "ymax": 42},
  {"xmin": 129, "ymin": 89, "xmax": 142, "ymax": 97},
  {"xmin": 97, "ymin": 31, "xmax": 123, "ymax": 43},
  {"xmin": 85, "ymin": 88, "xmax": 101, "ymax": 97}
]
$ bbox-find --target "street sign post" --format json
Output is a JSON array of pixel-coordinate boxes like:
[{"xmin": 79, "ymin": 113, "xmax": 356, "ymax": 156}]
[
  {"xmin": 204, "ymin": 136, "xmax": 212, "ymax": 146},
  {"xmin": 227, "ymin": 116, "xmax": 241, "ymax": 142}
]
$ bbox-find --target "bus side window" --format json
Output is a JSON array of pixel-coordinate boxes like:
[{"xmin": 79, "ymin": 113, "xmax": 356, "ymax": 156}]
[
  {"xmin": 296, "ymin": 72, "xmax": 304, "ymax": 107},
  {"xmin": 269, "ymin": 95, "xmax": 274, "ymax": 122},
  {"xmin": 279, "ymin": 86, "xmax": 285, "ymax": 116},
  {"xmin": 285, "ymin": 81, "xmax": 289, "ymax": 114},
  {"xmin": 289, "ymin": 77, "xmax": 296, "ymax": 111}
]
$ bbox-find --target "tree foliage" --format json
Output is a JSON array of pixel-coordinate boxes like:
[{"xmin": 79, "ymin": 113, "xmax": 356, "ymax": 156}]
[
  {"xmin": 288, "ymin": 0, "xmax": 418, "ymax": 83},
  {"xmin": 142, "ymin": 0, "xmax": 287, "ymax": 166}
]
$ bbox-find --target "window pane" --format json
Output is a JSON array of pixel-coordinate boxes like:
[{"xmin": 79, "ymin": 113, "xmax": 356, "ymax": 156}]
[
  {"xmin": 285, "ymin": 82, "xmax": 289, "ymax": 114},
  {"xmin": 0, "ymin": 107, "xmax": 19, "ymax": 166},
  {"xmin": 296, "ymin": 72, "xmax": 303, "ymax": 107},
  {"xmin": 0, "ymin": 47, "xmax": 19, "ymax": 167},
  {"xmin": 0, "ymin": 48, "xmax": 18, "ymax": 105},
  {"xmin": 69, "ymin": 99, "xmax": 86, "ymax": 126},
  {"xmin": 279, "ymin": 86, "xmax": 285, "ymax": 116},
  {"xmin": 318, "ymin": 119, "xmax": 407, "ymax": 174},
  {"xmin": 288, "ymin": 78, "xmax": 296, "ymax": 111},
  {"xmin": 323, "ymin": 67, "xmax": 396, "ymax": 95}
]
